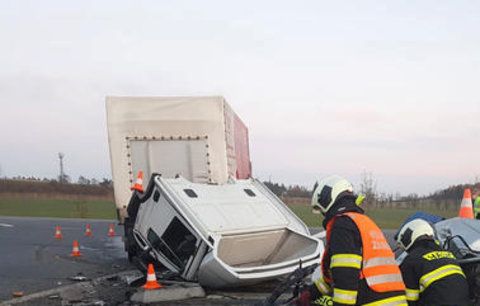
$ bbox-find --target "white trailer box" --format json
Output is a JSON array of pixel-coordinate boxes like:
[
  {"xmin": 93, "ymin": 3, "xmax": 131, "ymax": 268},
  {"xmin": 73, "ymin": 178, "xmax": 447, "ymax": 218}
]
[{"xmin": 106, "ymin": 96, "xmax": 251, "ymax": 221}]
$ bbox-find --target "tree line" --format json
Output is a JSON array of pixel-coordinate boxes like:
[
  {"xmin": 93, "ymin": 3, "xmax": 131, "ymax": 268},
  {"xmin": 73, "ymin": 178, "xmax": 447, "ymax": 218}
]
[
  {"xmin": 263, "ymin": 171, "xmax": 480, "ymax": 212},
  {"xmin": 262, "ymin": 181, "xmax": 312, "ymax": 198},
  {"xmin": 0, "ymin": 176, "xmax": 113, "ymax": 196},
  {"xmin": 2, "ymin": 173, "xmax": 478, "ymax": 211}
]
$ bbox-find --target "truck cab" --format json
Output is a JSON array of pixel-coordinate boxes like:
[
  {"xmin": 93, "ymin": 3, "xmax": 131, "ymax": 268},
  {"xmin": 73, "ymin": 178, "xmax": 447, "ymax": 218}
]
[{"xmin": 128, "ymin": 175, "xmax": 322, "ymax": 288}]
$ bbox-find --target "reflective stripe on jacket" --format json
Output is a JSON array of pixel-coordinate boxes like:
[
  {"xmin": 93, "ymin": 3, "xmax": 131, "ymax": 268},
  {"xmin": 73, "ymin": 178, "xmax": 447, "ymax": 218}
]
[
  {"xmin": 474, "ymin": 197, "xmax": 480, "ymax": 215},
  {"xmin": 419, "ymin": 264, "xmax": 465, "ymax": 292},
  {"xmin": 399, "ymin": 239, "xmax": 470, "ymax": 305},
  {"xmin": 323, "ymin": 212, "xmax": 406, "ymax": 293}
]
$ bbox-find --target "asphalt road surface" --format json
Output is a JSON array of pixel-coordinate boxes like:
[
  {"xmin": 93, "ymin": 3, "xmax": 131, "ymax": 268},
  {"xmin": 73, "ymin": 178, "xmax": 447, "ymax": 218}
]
[
  {"xmin": 0, "ymin": 217, "xmax": 399, "ymax": 303},
  {"xmin": 0, "ymin": 216, "xmax": 129, "ymax": 301}
]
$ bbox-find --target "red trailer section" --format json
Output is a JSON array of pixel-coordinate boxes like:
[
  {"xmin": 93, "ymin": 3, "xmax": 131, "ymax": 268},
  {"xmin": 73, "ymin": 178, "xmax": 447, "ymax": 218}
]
[{"xmin": 233, "ymin": 114, "xmax": 251, "ymax": 179}]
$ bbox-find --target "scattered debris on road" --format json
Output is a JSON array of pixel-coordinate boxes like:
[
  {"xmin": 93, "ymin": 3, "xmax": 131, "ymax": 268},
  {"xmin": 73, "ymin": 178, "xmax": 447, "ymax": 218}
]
[
  {"xmin": 11, "ymin": 292, "xmax": 24, "ymax": 298},
  {"xmin": 2, "ymin": 269, "xmax": 291, "ymax": 305},
  {"xmin": 69, "ymin": 273, "xmax": 89, "ymax": 282}
]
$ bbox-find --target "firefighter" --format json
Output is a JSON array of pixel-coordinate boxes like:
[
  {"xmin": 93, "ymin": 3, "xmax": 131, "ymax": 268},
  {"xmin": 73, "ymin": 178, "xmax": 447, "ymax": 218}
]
[
  {"xmin": 396, "ymin": 219, "xmax": 470, "ymax": 305},
  {"xmin": 473, "ymin": 190, "xmax": 480, "ymax": 219},
  {"xmin": 298, "ymin": 175, "xmax": 406, "ymax": 306}
]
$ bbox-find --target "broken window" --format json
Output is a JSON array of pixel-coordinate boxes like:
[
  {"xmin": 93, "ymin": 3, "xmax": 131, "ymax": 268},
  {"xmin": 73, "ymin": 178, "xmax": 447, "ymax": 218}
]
[
  {"xmin": 147, "ymin": 217, "xmax": 197, "ymax": 271},
  {"xmin": 162, "ymin": 217, "xmax": 197, "ymax": 265},
  {"xmin": 147, "ymin": 229, "xmax": 182, "ymax": 269}
]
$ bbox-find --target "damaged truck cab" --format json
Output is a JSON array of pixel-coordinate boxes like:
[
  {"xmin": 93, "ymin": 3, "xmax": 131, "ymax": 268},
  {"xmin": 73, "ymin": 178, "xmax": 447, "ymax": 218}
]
[{"xmin": 127, "ymin": 175, "xmax": 321, "ymax": 287}]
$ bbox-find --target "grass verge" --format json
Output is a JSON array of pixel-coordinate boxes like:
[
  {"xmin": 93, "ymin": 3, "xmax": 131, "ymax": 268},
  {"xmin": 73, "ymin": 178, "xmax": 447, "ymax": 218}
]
[
  {"xmin": 0, "ymin": 196, "xmax": 458, "ymax": 229},
  {"xmin": 0, "ymin": 197, "xmax": 116, "ymax": 219},
  {"xmin": 288, "ymin": 205, "xmax": 458, "ymax": 229}
]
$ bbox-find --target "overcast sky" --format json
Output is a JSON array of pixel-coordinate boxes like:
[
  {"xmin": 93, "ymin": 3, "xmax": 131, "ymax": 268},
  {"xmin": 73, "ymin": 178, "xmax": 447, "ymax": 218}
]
[{"xmin": 1, "ymin": 0, "xmax": 479, "ymax": 195}]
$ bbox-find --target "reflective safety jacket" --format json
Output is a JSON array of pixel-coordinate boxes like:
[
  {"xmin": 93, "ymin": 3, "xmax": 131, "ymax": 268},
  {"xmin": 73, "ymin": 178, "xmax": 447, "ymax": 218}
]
[
  {"xmin": 316, "ymin": 203, "xmax": 406, "ymax": 306},
  {"xmin": 474, "ymin": 197, "xmax": 480, "ymax": 219},
  {"xmin": 399, "ymin": 240, "xmax": 470, "ymax": 306}
]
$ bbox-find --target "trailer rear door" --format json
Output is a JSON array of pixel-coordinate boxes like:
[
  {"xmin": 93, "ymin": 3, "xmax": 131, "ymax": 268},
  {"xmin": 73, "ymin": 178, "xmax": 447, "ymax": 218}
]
[{"xmin": 128, "ymin": 138, "xmax": 210, "ymax": 184}]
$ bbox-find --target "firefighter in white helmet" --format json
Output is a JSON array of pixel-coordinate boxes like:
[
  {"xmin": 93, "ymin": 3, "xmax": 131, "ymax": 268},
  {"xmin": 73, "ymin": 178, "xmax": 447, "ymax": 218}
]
[
  {"xmin": 297, "ymin": 175, "xmax": 406, "ymax": 306},
  {"xmin": 396, "ymin": 219, "xmax": 470, "ymax": 305}
]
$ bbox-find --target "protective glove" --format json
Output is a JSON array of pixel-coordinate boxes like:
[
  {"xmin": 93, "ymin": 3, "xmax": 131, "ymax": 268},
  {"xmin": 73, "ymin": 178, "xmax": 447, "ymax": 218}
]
[
  {"xmin": 313, "ymin": 295, "xmax": 333, "ymax": 306},
  {"xmin": 295, "ymin": 288, "xmax": 311, "ymax": 306}
]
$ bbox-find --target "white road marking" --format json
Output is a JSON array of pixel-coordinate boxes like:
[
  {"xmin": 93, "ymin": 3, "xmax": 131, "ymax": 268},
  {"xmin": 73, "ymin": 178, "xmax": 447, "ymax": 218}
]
[{"xmin": 0, "ymin": 223, "xmax": 14, "ymax": 228}]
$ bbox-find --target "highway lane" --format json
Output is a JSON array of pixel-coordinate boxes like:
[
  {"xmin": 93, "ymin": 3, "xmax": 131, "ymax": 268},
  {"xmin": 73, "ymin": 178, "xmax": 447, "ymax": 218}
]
[
  {"xmin": 0, "ymin": 216, "xmax": 130, "ymax": 301},
  {"xmin": 0, "ymin": 217, "xmax": 399, "ymax": 302}
]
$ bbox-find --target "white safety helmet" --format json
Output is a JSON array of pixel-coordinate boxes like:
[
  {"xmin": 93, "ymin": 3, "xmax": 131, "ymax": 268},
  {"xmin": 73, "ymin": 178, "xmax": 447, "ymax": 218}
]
[
  {"xmin": 311, "ymin": 175, "xmax": 354, "ymax": 214},
  {"xmin": 396, "ymin": 219, "xmax": 435, "ymax": 251}
]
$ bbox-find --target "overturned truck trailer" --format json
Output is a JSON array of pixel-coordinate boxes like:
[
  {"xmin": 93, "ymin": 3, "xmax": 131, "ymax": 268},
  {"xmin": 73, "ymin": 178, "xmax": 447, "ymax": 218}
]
[
  {"xmin": 106, "ymin": 96, "xmax": 252, "ymax": 222},
  {"xmin": 106, "ymin": 96, "xmax": 323, "ymax": 288}
]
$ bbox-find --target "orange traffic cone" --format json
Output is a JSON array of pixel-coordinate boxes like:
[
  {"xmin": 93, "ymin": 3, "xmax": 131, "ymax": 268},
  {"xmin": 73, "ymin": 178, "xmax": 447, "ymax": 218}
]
[
  {"xmin": 107, "ymin": 224, "xmax": 115, "ymax": 237},
  {"xmin": 84, "ymin": 224, "xmax": 93, "ymax": 237},
  {"xmin": 143, "ymin": 263, "xmax": 163, "ymax": 290},
  {"xmin": 54, "ymin": 226, "xmax": 63, "ymax": 240},
  {"xmin": 70, "ymin": 240, "xmax": 82, "ymax": 257},
  {"xmin": 131, "ymin": 170, "xmax": 144, "ymax": 193},
  {"xmin": 459, "ymin": 188, "xmax": 474, "ymax": 219}
]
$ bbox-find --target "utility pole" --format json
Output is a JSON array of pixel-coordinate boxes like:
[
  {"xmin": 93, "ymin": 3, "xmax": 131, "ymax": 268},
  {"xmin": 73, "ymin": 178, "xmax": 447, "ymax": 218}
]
[{"xmin": 58, "ymin": 152, "xmax": 65, "ymax": 183}]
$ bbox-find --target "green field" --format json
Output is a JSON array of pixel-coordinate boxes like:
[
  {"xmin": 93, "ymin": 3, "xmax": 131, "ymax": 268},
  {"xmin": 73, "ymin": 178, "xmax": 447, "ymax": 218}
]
[
  {"xmin": 287, "ymin": 205, "xmax": 458, "ymax": 229},
  {"xmin": 0, "ymin": 197, "xmax": 459, "ymax": 229},
  {"xmin": 0, "ymin": 197, "xmax": 116, "ymax": 219}
]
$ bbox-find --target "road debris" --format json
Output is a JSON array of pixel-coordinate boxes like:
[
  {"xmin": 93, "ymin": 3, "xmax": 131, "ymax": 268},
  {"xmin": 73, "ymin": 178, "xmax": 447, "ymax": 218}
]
[
  {"xmin": 130, "ymin": 283, "xmax": 206, "ymax": 303},
  {"xmin": 106, "ymin": 275, "xmax": 119, "ymax": 282},
  {"xmin": 11, "ymin": 291, "xmax": 24, "ymax": 298},
  {"xmin": 69, "ymin": 273, "xmax": 89, "ymax": 282},
  {"xmin": 122, "ymin": 273, "xmax": 144, "ymax": 287}
]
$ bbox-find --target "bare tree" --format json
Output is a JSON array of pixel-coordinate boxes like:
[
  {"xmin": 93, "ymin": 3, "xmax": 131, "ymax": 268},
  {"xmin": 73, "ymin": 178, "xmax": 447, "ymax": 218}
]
[
  {"xmin": 359, "ymin": 170, "xmax": 377, "ymax": 207},
  {"xmin": 77, "ymin": 176, "xmax": 91, "ymax": 185}
]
